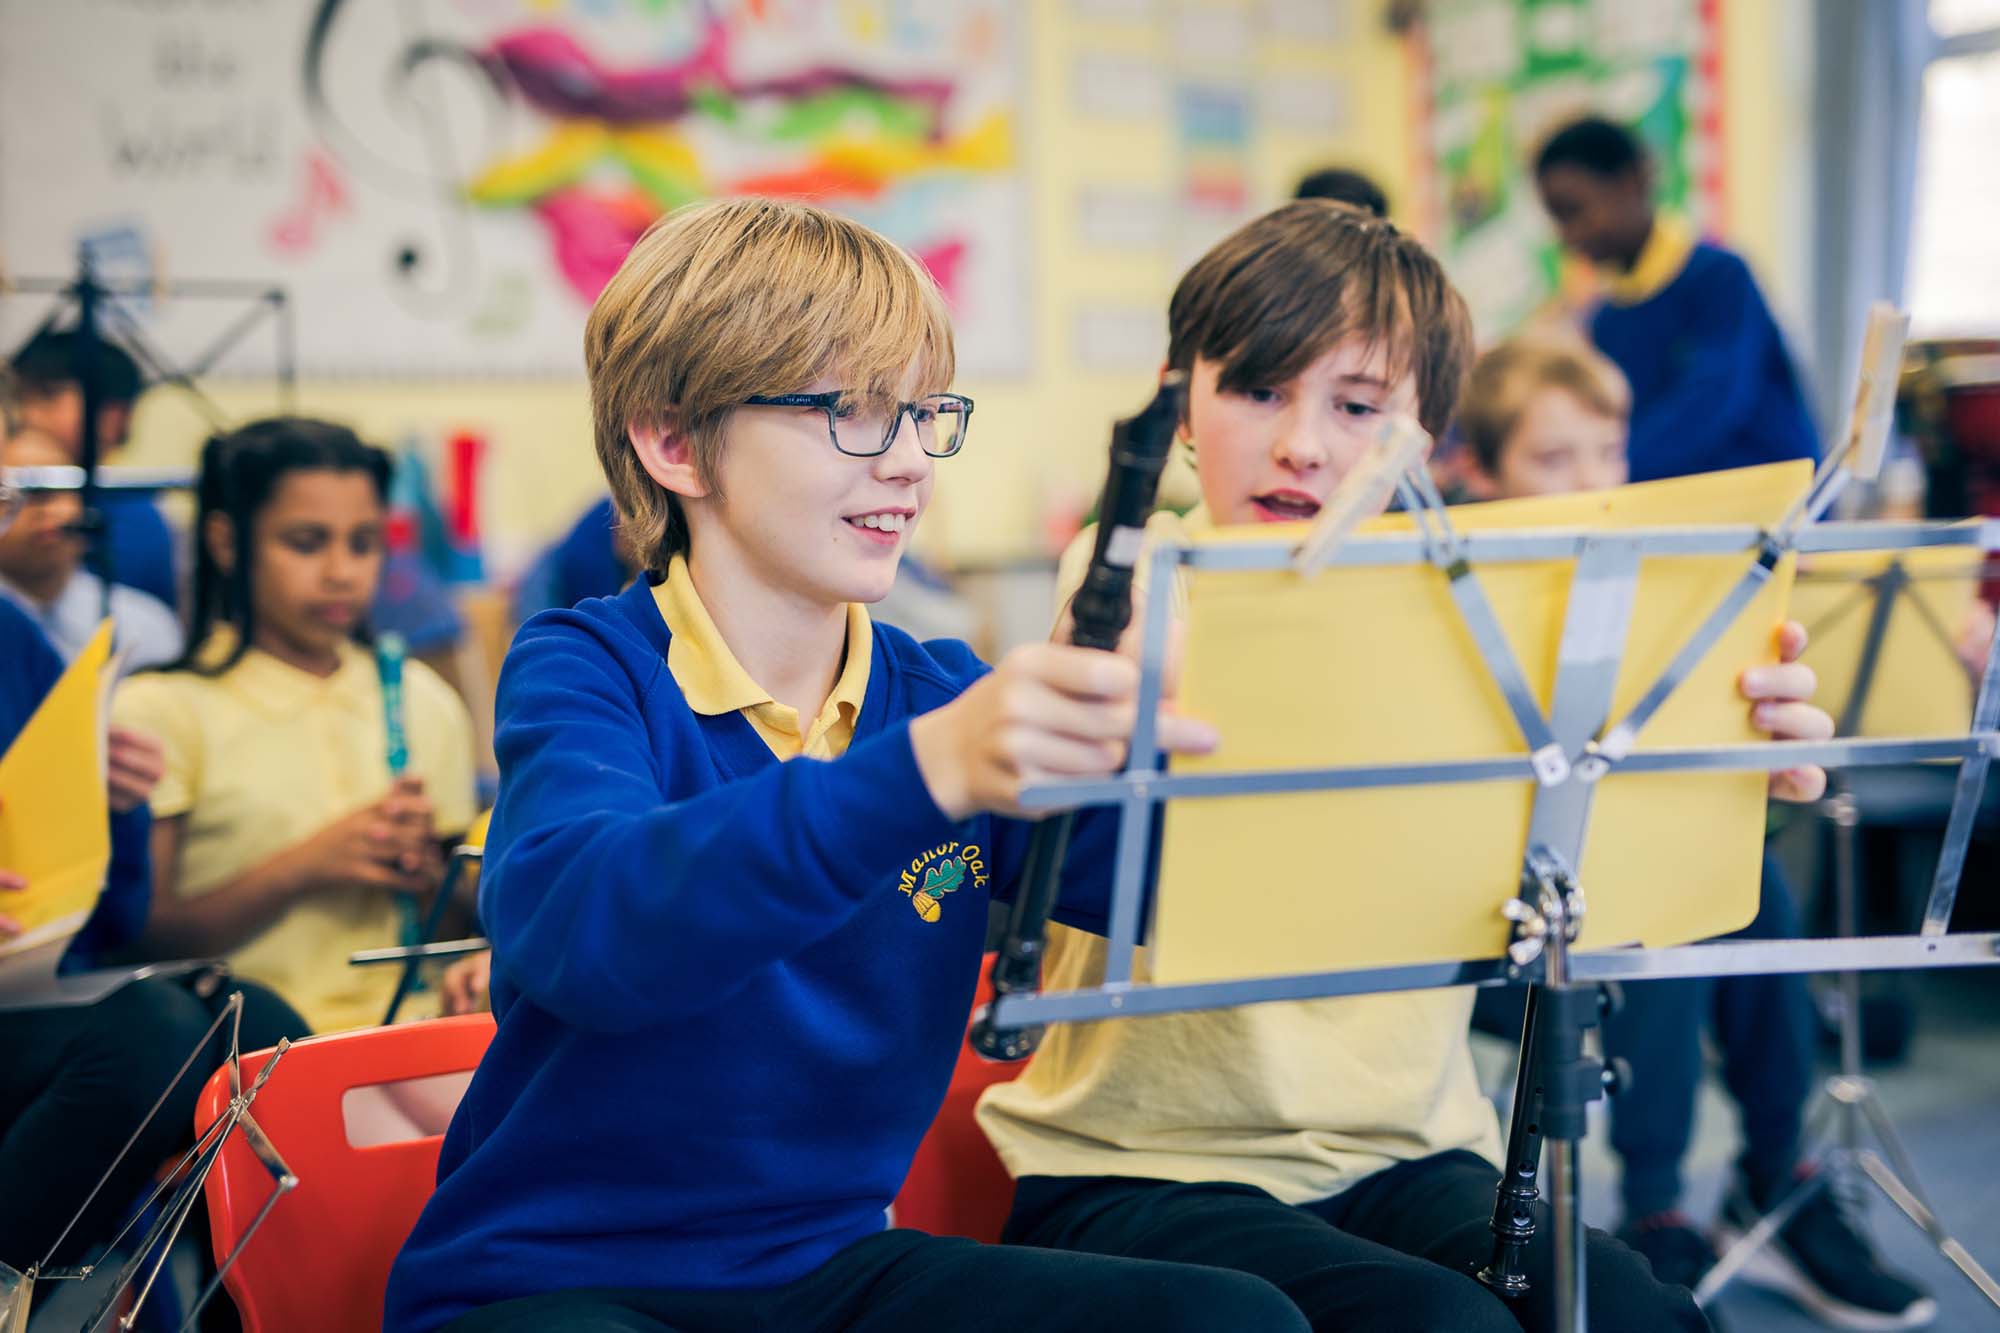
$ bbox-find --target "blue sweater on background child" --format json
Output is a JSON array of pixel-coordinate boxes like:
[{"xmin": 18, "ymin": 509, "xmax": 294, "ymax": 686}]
[
  {"xmin": 1591, "ymin": 241, "xmax": 1819, "ymax": 483},
  {"xmin": 385, "ymin": 578, "xmax": 1124, "ymax": 1332}
]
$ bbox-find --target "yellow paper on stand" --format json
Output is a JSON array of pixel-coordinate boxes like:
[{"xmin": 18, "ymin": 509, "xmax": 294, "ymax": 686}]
[
  {"xmin": 0, "ymin": 621, "xmax": 114, "ymax": 957},
  {"xmin": 1152, "ymin": 460, "xmax": 1812, "ymax": 986},
  {"xmin": 1795, "ymin": 540, "xmax": 1984, "ymax": 739}
]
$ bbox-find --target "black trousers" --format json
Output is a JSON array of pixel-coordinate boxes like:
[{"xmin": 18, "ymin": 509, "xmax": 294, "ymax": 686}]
[
  {"xmin": 0, "ymin": 975, "xmax": 307, "ymax": 1269},
  {"xmin": 441, "ymin": 1227, "xmax": 1309, "ymax": 1333},
  {"xmin": 1003, "ymin": 1152, "xmax": 1711, "ymax": 1333}
]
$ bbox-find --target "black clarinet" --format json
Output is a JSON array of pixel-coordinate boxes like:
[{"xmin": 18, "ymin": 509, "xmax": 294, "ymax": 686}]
[{"xmin": 967, "ymin": 371, "xmax": 1188, "ymax": 1061}]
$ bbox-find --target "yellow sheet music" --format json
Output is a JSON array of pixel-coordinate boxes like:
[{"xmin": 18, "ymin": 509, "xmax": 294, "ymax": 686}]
[
  {"xmin": 1152, "ymin": 461, "xmax": 1812, "ymax": 986},
  {"xmin": 0, "ymin": 621, "xmax": 114, "ymax": 956},
  {"xmin": 1794, "ymin": 540, "xmax": 1984, "ymax": 739}
]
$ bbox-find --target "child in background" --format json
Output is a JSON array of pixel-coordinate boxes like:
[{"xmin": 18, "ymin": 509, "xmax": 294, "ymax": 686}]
[
  {"xmin": 113, "ymin": 418, "xmax": 479, "ymax": 1035},
  {"xmin": 1460, "ymin": 336, "xmax": 1936, "ymax": 1329},
  {"xmin": 0, "ymin": 595, "xmax": 307, "ymax": 1284},
  {"xmin": 9, "ymin": 330, "xmax": 179, "ymax": 608},
  {"xmin": 0, "ymin": 427, "xmax": 182, "ymax": 672},
  {"xmin": 386, "ymin": 197, "xmax": 1299, "ymax": 1333},
  {"xmin": 1534, "ymin": 116, "xmax": 1818, "ymax": 483},
  {"xmin": 1294, "ymin": 164, "xmax": 1390, "ymax": 217},
  {"xmin": 977, "ymin": 201, "xmax": 1835, "ymax": 1333}
]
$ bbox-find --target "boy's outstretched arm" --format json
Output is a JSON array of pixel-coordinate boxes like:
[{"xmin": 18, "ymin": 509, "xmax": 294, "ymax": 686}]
[{"xmin": 484, "ymin": 619, "xmax": 963, "ymax": 1033}]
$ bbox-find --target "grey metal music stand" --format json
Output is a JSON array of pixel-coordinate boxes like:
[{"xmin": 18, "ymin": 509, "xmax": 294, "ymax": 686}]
[
  {"xmin": 3, "ymin": 987, "xmax": 297, "ymax": 1333},
  {"xmin": 978, "ymin": 446, "xmax": 2000, "ymax": 1333},
  {"xmin": 1693, "ymin": 552, "xmax": 2000, "ymax": 1311}
]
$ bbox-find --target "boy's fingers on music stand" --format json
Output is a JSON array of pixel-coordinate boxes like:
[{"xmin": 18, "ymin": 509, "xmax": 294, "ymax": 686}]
[
  {"xmin": 1154, "ymin": 711, "xmax": 1219, "ymax": 756},
  {"xmin": 1771, "ymin": 766, "xmax": 1828, "ymax": 804},
  {"xmin": 1008, "ymin": 732, "xmax": 1125, "ymax": 782},
  {"xmin": 1158, "ymin": 619, "xmax": 1187, "ymax": 702},
  {"xmin": 999, "ymin": 673, "xmax": 1138, "ymax": 743},
  {"xmin": 1774, "ymin": 618, "xmax": 1809, "ymax": 663},
  {"xmin": 1753, "ymin": 700, "xmax": 1835, "ymax": 742},
  {"xmin": 0, "ymin": 869, "xmax": 26, "ymax": 891},
  {"xmin": 1033, "ymin": 642, "xmax": 1141, "ymax": 702},
  {"xmin": 1741, "ymin": 661, "xmax": 1817, "ymax": 703}
]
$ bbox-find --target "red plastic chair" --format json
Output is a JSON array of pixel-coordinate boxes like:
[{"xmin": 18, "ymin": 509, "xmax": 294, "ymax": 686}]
[
  {"xmin": 194, "ymin": 1015, "xmax": 495, "ymax": 1333},
  {"xmin": 892, "ymin": 955, "xmax": 1025, "ymax": 1242}
]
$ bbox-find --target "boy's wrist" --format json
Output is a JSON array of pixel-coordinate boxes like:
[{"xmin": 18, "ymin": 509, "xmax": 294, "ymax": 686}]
[{"xmin": 908, "ymin": 708, "xmax": 973, "ymax": 822}]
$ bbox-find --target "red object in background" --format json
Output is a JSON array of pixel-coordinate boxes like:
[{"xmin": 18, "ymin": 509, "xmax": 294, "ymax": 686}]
[
  {"xmin": 1938, "ymin": 358, "xmax": 2000, "ymax": 601},
  {"xmin": 196, "ymin": 1016, "xmax": 496, "ymax": 1333},
  {"xmin": 890, "ymin": 954, "xmax": 1024, "ymax": 1243},
  {"xmin": 447, "ymin": 430, "xmax": 484, "ymax": 548}
]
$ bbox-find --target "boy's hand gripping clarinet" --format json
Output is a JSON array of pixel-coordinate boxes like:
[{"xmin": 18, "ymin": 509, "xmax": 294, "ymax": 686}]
[{"xmin": 968, "ymin": 372, "xmax": 1187, "ymax": 1062}]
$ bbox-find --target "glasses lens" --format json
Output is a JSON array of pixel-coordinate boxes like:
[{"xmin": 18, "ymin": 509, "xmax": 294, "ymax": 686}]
[
  {"xmin": 911, "ymin": 395, "xmax": 968, "ymax": 457},
  {"xmin": 828, "ymin": 397, "xmax": 888, "ymax": 457}
]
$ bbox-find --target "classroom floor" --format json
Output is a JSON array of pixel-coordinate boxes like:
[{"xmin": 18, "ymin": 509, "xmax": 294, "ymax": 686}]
[{"xmin": 1470, "ymin": 966, "xmax": 2000, "ymax": 1332}]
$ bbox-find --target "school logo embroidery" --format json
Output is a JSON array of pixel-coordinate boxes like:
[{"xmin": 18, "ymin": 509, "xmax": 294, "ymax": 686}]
[{"xmin": 899, "ymin": 842, "xmax": 989, "ymax": 922}]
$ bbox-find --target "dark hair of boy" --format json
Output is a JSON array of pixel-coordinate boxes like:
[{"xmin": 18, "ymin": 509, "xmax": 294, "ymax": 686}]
[
  {"xmin": 169, "ymin": 416, "xmax": 392, "ymax": 677},
  {"xmin": 1533, "ymin": 115, "xmax": 1655, "ymax": 270},
  {"xmin": 1293, "ymin": 167, "xmax": 1390, "ymax": 218},
  {"xmin": 10, "ymin": 329, "xmax": 145, "ymax": 405},
  {"xmin": 1167, "ymin": 199, "xmax": 1472, "ymax": 437}
]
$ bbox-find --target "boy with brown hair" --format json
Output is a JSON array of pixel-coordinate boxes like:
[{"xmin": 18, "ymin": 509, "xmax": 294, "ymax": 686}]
[
  {"xmin": 384, "ymin": 198, "xmax": 1305, "ymax": 1333},
  {"xmin": 978, "ymin": 200, "xmax": 1835, "ymax": 1332}
]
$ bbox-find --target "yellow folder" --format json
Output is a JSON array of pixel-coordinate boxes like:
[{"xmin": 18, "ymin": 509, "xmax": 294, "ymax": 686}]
[
  {"xmin": 1794, "ymin": 540, "xmax": 1984, "ymax": 739},
  {"xmin": 1151, "ymin": 461, "xmax": 1812, "ymax": 986},
  {"xmin": 0, "ymin": 621, "xmax": 114, "ymax": 956}
]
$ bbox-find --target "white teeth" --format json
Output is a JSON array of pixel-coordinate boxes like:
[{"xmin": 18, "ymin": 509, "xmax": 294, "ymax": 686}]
[{"xmin": 853, "ymin": 513, "xmax": 906, "ymax": 533}]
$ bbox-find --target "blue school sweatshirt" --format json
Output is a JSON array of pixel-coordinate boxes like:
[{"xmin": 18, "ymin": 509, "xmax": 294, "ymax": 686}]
[
  {"xmin": 99, "ymin": 493, "xmax": 179, "ymax": 609},
  {"xmin": 1590, "ymin": 240, "xmax": 1819, "ymax": 483},
  {"xmin": 0, "ymin": 599, "xmax": 151, "ymax": 970},
  {"xmin": 385, "ymin": 578, "xmax": 1123, "ymax": 1332}
]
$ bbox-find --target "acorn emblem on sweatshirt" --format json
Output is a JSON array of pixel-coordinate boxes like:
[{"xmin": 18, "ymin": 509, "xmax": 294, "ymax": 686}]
[
  {"xmin": 911, "ymin": 857, "xmax": 965, "ymax": 922},
  {"xmin": 898, "ymin": 843, "xmax": 987, "ymax": 923}
]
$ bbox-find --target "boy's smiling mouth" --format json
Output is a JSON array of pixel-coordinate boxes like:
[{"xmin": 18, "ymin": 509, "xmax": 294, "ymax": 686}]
[
  {"xmin": 843, "ymin": 507, "xmax": 915, "ymax": 545},
  {"xmin": 1249, "ymin": 489, "xmax": 1323, "ymax": 522}
]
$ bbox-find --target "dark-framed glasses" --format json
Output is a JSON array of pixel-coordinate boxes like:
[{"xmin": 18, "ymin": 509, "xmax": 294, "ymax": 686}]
[{"xmin": 740, "ymin": 391, "xmax": 974, "ymax": 458}]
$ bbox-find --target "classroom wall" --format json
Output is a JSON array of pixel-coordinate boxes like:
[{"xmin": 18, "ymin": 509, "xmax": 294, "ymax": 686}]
[
  {"xmin": 120, "ymin": 0, "xmax": 1404, "ymax": 576},
  {"xmin": 118, "ymin": 0, "xmax": 1813, "ymax": 575}
]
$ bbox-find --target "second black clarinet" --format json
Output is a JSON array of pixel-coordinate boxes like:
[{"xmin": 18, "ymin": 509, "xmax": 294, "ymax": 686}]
[{"xmin": 968, "ymin": 370, "xmax": 1189, "ymax": 1061}]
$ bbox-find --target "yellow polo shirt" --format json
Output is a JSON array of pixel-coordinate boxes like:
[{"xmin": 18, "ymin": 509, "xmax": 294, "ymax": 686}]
[
  {"xmin": 112, "ymin": 637, "xmax": 478, "ymax": 1034},
  {"xmin": 976, "ymin": 507, "xmax": 1502, "ymax": 1204},
  {"xmin": 651, "ymin": 555, "xmax": 871, "ymax": 761}
]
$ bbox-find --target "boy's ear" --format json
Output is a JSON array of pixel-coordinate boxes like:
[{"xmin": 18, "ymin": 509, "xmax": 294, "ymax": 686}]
[
  {"xmin": 629, "ymin": 419, "xmax": 709, "ymax": 500},
  {"xmin": 202, "ymin": 511, "xmax": 236, "ymax": 575},
  {"xmin": 1160, "ymin": 361, "xmax": 1195, "ymax": 441}
]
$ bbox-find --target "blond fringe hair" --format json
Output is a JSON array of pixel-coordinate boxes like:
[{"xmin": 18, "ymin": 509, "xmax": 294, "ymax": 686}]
[
  {"xmin": 584, "ymin": 196, "xmax": 955, "ymax": 572},
  {"xmin": 1459, "ymin": 335, "xmax": 1630, "ymax": 472}
]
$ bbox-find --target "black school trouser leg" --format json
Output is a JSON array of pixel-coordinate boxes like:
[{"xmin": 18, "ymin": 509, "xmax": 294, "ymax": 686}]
[
  {"xmin": 440, "ymin": 1227, "xmax": 1308, "ymax": 1333},
  {"xmin": 1004, "ymin": 1152, "xmax": 1711, "ymax": 1333}
]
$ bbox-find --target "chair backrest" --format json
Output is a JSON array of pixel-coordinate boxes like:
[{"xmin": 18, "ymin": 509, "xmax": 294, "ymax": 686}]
[
  {"xmin": 891, "ymin": 956, "xmax": 1024, "ymax": 1243},
  {"xmin": 195, "ymin": 1014, "xmax": 495, "ymax": 1333}
]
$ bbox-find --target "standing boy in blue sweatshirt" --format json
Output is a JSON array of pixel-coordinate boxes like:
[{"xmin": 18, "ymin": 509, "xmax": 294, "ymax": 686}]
[
  {"xmin": 1535, "ymin": 116, "xmax": 1819, "ymax": 483},
  {"xmin": 384, "ymin": 198, "xmax": 1306, "ymax": 1333}
]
